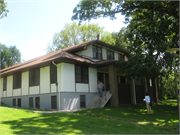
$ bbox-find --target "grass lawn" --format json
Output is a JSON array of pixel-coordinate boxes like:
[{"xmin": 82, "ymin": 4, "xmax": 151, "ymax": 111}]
[{"xmin": 0, "ymin": 100, "xmax": 179, "ymax": 134}]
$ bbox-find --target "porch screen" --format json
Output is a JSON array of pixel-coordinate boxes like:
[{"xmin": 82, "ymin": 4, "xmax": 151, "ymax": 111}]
[
  {"xmin": 29, "ymin": 69, "xmax": 40, "ymax": 87},
  {"xmin": 13, "ymin": 73, "xmax": 21, "ymax": 89},
  {"xmin": 3, "ymin": 77, "xmax": 7, "ymax": 91},
  {"xmin": 75, "ymin": 65, "xmax": 88, "ymax": 83}
]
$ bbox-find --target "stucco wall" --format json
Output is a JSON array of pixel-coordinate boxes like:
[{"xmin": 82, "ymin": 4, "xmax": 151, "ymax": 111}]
[
  {"xmin": 102, "ymin": 48, "xmax": 107, "ymax": 60},
  {"xmin": 7, "ymin": 75, "xmax": 13, "ymax": 97},
  {"xmin": 40, "ymin": 66, "xmax": 50, "ymax": 94},
  {"xmin": 76, "ymin": 44, "xmax": 93, "ymax": 57},
  {"xmin": 22, "ymin": 71, "xmax": 29, "ymax": 95},
  {"xmin": 114, "ymin": 52, "xmax": 118, "ymax": 60},
  {"xmin": 89, "ymin": 67, "xmax": 97, "ymax": 92},
  {"xmin": 13, "ymin": 88, "xmax": 21, "ymax": 96},
  {"xmin": 30, "ymin": 86, "xmax": 39, "ymax": 95},
  {"xmin": 76, "ymin": 83, "xmax": 89, "ymax": 92},
  {"xmin": 125, "ymin": 56, "xmax": 128, "ymax": 61}
]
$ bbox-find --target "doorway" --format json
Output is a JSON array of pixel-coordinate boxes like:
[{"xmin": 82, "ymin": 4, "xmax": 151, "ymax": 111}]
[{"xmin": 35, "ymin": 97, "xmax": 40, "ymax": 109}]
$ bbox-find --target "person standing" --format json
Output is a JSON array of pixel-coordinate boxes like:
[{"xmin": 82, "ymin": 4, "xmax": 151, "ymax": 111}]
[
  {"xmin": 144, "ymin": 93, "xmax": 151, "ymax": 114},
  {"xmin": 97, "ymin": 80, "xmax": 104, "ymax": 98}
]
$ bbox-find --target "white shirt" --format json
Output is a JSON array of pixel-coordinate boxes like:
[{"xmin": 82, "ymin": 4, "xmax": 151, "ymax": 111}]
[
  {"xmin": 97, "ymin": 82, "xmax": 104, "ymax": 89},
  {"xmin": 145, "ymin": 96, "xmax": 150, "ymax": 103}
]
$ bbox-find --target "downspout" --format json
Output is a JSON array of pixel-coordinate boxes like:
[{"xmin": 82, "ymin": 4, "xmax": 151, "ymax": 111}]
[
  {"xmin": 52, "ymin": 61, "xmax": 61, "ymax": 111},
  {"xmin": 133, "ymin": 79, "xmax": 136, "ymax": 104}
]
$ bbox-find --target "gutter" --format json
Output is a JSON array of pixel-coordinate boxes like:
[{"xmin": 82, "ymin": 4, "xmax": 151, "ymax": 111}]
[{"xmin": 52, "ymin": 61, "xmax": 61, "ymax": 111}]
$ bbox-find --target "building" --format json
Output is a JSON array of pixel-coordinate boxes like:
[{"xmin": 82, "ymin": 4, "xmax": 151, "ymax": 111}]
[{"xmin": 0, "ymin": 38, "xmax": 158, "ymax": 110}]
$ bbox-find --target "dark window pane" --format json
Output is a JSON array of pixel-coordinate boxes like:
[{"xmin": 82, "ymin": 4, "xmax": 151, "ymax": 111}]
[
  {"xmin": 76, "ymin": 65, "xmax": 81, "ymax": 73},
  {"xmin": 76, "ymin": 74, "xmax": 81, "ymax": 82},
  {"xmin": 93, "ymin": 46, "xmax": 97, "ymax": 58},
  {"xmin": 35, "ymin": 97, "xmax": 40, "ymax": 109},
  {"xmin": 51, "ymin": 96, "xmax": 57, "ymax": 109},
  {"xmin": 13, "ymin": 99, "xmax": 16, "ymax": 106},
  {"xmin": 80, "ymin": 95, "xmax": 86, "ymax": 108},
  {"xmin": 98, "ymin": 47, "xmax": 101, "ymax": 53},
  {"xmin": 17, "ymin": 74, "xmax": 21, "ymax": 88},
  {"xmin": 29, "ymin": 97, "xmax": 33, "ymax": 108},
  {"xmin": 29, "ymin": 70, "xmax": 34, "ymax": 86},
  {"xmin": 98, "ymin": 53, "xmax": 102, "ymax": 59},
  {"xmin": 18, "ymin": 98, "xmax": 21, "ymax": 107},
  {"xmin": 3, "ymin": 77, "xmax": 7, "ymax": 91},
  {"xmin": 35, "ymin": 69, "xmax": 40, "ymax": 85},
  {"xmin": 13, "ymin": 75, "xmax": 17, "ymax": 89},
  {"xmin": 50, "ymin": 65, "xmax": 57, "ymax": 83},
  {"xmin": 118, "ymin": 53, "xmax": 124, "ymax": 61}
]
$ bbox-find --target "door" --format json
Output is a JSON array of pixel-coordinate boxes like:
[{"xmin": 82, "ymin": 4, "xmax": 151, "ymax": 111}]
[
  {"xmin": 35, "ymin": 97, "xmax": 40, "ymax": 109},
  {"xmin": 118, "ymin": 83, "xmax": 131, "ymax": 105},
  {"xmin": 51, "ymin": 96, "xmax": 57, "ymax": 109}
]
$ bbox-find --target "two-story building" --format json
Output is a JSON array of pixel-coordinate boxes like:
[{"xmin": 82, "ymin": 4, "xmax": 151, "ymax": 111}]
[{"xmin": 0, "ymin": 38, "xmax": 158, "ymax": 110}]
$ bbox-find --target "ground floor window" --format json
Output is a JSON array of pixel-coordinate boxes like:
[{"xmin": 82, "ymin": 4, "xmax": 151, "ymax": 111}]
[
  {"xmin": 35, "ymin": 97, "xmax": 40, "ymax": 109},
  {"xmin": 80, "ymin": 95, "xmax": 86, "ymax": 108},
  {"xmin": 51, "ymin": 96, "xmax": 57, "ymax": 109},
  {"xmin": 18, "ymin": 98, "xmax": 21, "ymax": 107},
  {"xmin": 29, "ymin": 97, "xmax": 33, "ymax": 108},
  {"xmin": 13, "ymin": 99, "xmax": 16, "ymax": 106}
]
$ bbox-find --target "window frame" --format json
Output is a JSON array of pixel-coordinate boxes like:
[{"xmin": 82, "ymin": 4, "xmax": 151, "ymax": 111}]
[
  {"xmin": 107, "ymin": 49, "xmax": 114, "ymax": 60},
  {"xmin": 75, "ymin": 65, "xmax": 89, "ymax": 83},
  {"xmin": 118, "ymin": 53, "xmax": 125, "ymax": 61},
  {"xmin": 80, "ymin": 95, "xmax": 86, "ymax": 108},
  {"xmin": 93, "ymin": 45, "xmax": 102, "ymax": 60},
  {"xmin": 13, "ymin": 73, "xmax": 21, "ymax": 89},
  {"xmin": 50, "ymin": 64, "xmax": 57, "ymax": 84},
  {"xmin": 3, "ymin": 77, "xmax": 7, "ymax": 91},
  {"xmin": 29, "ymin": 68, "xmax": 40, "ymax": 87}
]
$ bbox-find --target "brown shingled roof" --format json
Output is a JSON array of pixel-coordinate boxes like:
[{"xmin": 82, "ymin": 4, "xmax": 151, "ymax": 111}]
[{"xmin": 1, "ymin": 40, "xmax": 131, "ymax": 77}]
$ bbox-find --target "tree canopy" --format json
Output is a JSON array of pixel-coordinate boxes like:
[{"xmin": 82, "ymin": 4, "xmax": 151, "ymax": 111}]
[
  {"xmin": 0, "ymin": 44, "xmax": 21, "ymax": 69},
  {"xmin": 46, "ymin": 22, "xmax": 116, "ymax": 53},
  {"xmin": 72, "ymin": 0, "xmax": 179, "ymax": 81},
  {"xmin": 0, "ymin": 0, "xmax": 9, "ymax": 19}
]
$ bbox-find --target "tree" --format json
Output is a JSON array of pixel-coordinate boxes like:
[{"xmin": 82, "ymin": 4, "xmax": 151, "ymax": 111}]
[
  {"xmin": 0, "ymin": 44, "xmax": 21, "ymax": 69},
  {"xmin": 46, "ymin": 22, "xmax": 116, "ymax": 53},
  {"xmin": 0, "ymin": 0, "xmax": 9, "ymax": 19}
]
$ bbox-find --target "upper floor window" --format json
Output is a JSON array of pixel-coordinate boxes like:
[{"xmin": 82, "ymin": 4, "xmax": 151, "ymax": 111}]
[
  {"xmin": 118, "ymin": 53, "xmax": 124, "ymax": 61},
  {"xmin": 107, "ymin": 50, "xmax": 114, "ymax": 60},
  {"xmin": 3, "ymin": 77, "xmax": 7, "ymax": 91},
  {"xmin": 50, "ymin": 64, "xmax": 57, "ymax": 84},
  {"xmin": 75, "ymin": 65, "xmax": 88, "ymax": 83},
  {"xmin": 13, "ymin": 73, "xmax": 21, "ymax": 89},
  {"xmin": 93, "ymin": 45, "xmax": 102, "ymax": 59},
  {"xmin": 29, "ymin": 69, "xmax": 40, "ymax": 87}
]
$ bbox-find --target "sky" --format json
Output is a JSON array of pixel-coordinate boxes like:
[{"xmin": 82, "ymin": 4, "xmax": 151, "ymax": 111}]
[{"xmin": 1, "ymin": 0, "xmax": 128, "ymax": 61}]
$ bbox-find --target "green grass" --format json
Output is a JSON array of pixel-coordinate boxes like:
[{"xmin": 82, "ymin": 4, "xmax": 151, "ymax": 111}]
[{"xmin": 0, "ymin": 100, "xmax": 179, "ymax": 134}]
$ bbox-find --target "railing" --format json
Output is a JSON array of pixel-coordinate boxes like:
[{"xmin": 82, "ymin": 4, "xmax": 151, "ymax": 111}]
[{"xmin": 99, "ymin": 84, "xmax": 111, "ymax": 108}]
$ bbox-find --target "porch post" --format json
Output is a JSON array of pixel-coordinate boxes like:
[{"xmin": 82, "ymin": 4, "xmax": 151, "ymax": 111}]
[
  {"xmin": 129, "ymin": 78, "xmax": 136, "ymax": 104},
  {"xmin": 108, "ymin": 64, "xmax": 119, "ymax": 107}
]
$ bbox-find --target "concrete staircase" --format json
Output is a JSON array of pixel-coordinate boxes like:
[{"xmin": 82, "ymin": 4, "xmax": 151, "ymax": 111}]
[{"xmin": 86, "ymin": 91, "xmax": 112, "ymax": 109}]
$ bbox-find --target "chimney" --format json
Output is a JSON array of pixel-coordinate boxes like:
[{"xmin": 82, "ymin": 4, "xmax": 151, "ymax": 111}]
[{"xmin": 97, "ymin": 34, "xmax": 100, "ymax": 41}]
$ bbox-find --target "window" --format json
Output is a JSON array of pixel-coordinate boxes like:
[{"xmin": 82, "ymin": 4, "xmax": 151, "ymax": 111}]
[
  {"xmin": 80, "ymin": 95, "xmax": 86, "ymax": 108},
  {"xmin": 51, "ymin": 96, "xmax": 57, "ymax": 109},
  {"xmin": 18, "ymin": 98, "xmax": 21, "ymax": 107},
  {"xmin": 107, "ymin": 50, "xmax": 114, "ymax": 60},
  {"xmin": 29, "ymin": 69, "xmax": 40, "ymax": 87},
  {"xmin": 29, "ymin": 97, "xmax": 33, "ymax": 108},
  {"xmin": 118, "ymin": 53, "xmax": 124, "ymax": 61},
  {"xmin": 75, "ymin": 65, "xmax": 88, "ymax": 83},
  {"xmin": 120, "ymin": 76, "xmax": 126, "ymax": 83},
  {"xmin": 93, "ymin": 45, "xmax": 102, "ymax": 59},
  {"xmin": 13, "ymin": 73, "xmax": 21, "ymax": 89},
  {"xmin": 35, "ymin": 97, "xmax": 40, "ymax": 109},
  {"xmin": 50, "ymin": 65, "xmax": 57, "ymax": 84},
  {"xmin": 13, "ymin": 99, "xmax": 16, "ymax": 106},
  {"xmin": 3, "ymin": 77, "xmax": 7, "ymax": 91}
]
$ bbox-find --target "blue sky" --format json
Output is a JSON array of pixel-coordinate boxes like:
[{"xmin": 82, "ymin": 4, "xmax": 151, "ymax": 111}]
[{"xmin": 1, "ymin": 0, "xmax": 127, "ymax": 61}]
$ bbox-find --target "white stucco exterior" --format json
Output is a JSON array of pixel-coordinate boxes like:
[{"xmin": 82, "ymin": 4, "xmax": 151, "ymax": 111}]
[
  {"xmin": 7, "ymin": 76, "xmax": 13, "ymax": 97},
  {"xmin": 13, "ymin": 88, "xmax": 21, "ymax": 96},
  {"xmin": 76, "ymin": 83, "xmax": 89, "ymax": 92},
  {"xmin": 40, "ymin": 66, "xmax": 50, "ymax": 94},
  {"xmin": 51, "ymin": 84, "xmax": 57, "ymax": 93},
  {"xmin": 76, "ymin": 44, "xmax": 93, "ymax": 58},
  {"xmin": 89, "ymin": 67, "xmax": 97, "ymax": 92},
  {"xmin": 102, "ymin": 48, "xmax": 107, "ymax": 60},
  {"xmin": 22, "ymin": 71, "xmax": 29, "ymax": 95},
  {"xmin": 29, "ymin": 86, "xmax": 39, "ymax": 95},
  {"xmin": 114, "ymin": 52, "xmax": 118, "ymax": 61},
  {"xmin": 125, "ymin": 56, "xmax": 128, "ymax": 61},
  {"xmin": 59, "ymin": 63, "xmax": 75, "ymax": 92}
]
